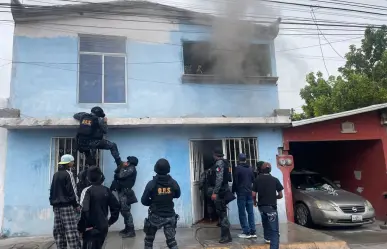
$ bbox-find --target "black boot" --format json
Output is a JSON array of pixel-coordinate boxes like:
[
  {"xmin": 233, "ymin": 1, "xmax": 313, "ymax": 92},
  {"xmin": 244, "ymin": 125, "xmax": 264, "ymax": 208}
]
[
  {"xmin": 121, "ymin": 225, "xmax": 136, "ymax": 238},
  {"xmin": 219, "ymin": 227, "xmax": 232, "ymax": 244},
  {"xmin": 119, "ymin": 225, "xmax": 129, "ymax": 235}
]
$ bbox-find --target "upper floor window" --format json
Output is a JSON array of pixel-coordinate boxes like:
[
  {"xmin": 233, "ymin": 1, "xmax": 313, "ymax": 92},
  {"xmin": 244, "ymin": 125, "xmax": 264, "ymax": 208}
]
[
  {"xmin": 183, "ymin": 41, "xmax": 272, "ymax": 78},
  {"xmin": 78, "ymin": 35, "xmax": 127, "ymax": 104}
]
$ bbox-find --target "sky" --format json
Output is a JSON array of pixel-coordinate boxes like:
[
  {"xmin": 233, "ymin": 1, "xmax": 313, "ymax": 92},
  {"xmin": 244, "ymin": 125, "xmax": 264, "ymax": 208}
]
[{"xmin": 0, "ymin": 0, "xmax": 385, "ymax": 111}]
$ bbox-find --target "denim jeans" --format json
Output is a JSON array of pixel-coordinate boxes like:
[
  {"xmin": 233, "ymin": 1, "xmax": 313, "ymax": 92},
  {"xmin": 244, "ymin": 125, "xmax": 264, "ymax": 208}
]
[
  {"xmin": 259, "ymin": 206, "xmax": 279, "ymax": 249},
  {"xmin": 237, "ymin": 194, "xmax": 256, "ymax": 234}
]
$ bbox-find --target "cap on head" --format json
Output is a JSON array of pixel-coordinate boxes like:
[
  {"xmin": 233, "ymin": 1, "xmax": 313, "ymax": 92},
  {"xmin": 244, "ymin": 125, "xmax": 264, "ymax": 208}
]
[
  {"xmin": 127, "ymin": 156, "xmax": 138, "ymax": 166},
  {"xmin": 91, "ymin": 106, "xmax": 105, "ymax": 118},
  {"xmin": 58, "ymin": 154, "xmax": 75, "ymax": 165},
  {"xmin": 154, "ymin": 158, "xmax": 170, "ymax": 175},
  {"xmin": 213, "ymin": 147, "xmax": 224, "ymax": 157},
  {"xmin": 238, "ymin": 153, "xmax": 247, "ymax": 162}
]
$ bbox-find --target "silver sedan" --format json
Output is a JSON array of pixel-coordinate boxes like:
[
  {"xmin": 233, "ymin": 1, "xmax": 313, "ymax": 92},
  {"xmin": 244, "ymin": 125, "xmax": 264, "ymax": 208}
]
[{"xmin": 291, "ymin": 170, "xmax": 375, "ymax": 227}]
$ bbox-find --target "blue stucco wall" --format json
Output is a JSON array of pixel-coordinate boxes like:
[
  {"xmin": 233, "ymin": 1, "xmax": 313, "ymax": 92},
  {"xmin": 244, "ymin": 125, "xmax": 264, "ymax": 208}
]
[
  {"xmin": 10, "ymin": 22, "xmax": 279, "ymax": 118},
  {"xmin": 2, "ymin": 126, "xmax": 284, "ymax": 236}
]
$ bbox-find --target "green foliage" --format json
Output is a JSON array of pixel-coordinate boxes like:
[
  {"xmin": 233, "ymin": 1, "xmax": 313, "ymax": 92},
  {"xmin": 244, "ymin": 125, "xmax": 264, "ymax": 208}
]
[{"xmin": 294, "ymin": 25, "xmax": 387, "ymax": 120}]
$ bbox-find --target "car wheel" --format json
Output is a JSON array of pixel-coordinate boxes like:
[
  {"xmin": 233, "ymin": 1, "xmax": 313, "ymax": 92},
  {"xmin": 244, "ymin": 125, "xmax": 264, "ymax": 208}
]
[{"xmin": 295, "ymin": 203, "xmax": 312, "ymax": 227}]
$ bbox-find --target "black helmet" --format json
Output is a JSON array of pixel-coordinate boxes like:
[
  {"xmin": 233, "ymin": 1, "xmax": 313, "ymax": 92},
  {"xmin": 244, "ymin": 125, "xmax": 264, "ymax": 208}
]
[{"xmin": 91, "ymin": 106, "xmax": 105, "ymax": 118}]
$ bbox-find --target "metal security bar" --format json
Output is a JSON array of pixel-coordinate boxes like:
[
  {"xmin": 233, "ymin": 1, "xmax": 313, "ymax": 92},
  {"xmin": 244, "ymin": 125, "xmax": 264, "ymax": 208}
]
[
  {"xmin": 225, "ymin": 138, "xmax": 259, "ymax": 180},
  {"xmin": 50, "ymin": 137, "xmax": 103, "ymax": 182}
]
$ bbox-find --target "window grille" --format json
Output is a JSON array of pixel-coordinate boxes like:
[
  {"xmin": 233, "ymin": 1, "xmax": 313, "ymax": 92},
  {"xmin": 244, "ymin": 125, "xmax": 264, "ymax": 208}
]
[{"xmin": 50, "ymin": 137, "xmax": 102, "ymax": 182}]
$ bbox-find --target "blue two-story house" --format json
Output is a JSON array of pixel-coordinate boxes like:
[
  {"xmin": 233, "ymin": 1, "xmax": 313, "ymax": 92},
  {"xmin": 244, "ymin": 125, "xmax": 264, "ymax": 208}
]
[{"xmin": 0, "ymin": 0, "xmax": 290, "ymax": 236}]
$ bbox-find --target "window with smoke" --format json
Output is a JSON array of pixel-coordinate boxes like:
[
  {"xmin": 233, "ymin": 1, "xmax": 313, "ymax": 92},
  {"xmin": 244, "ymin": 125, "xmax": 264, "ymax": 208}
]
[{"xmin": 183, "ymin": 41, "xmax": 272, "ymax": 78}]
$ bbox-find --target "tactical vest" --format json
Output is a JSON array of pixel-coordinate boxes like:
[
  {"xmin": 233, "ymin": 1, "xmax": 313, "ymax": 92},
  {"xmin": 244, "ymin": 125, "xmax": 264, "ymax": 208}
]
[
  {"xmin": 208, "ymin": 159, "xmax": 230, "ymax": 186},
  {"xmin": 77, "ymin": 114, "xmax": 100, "ymax": 139},
  {"xmin": 149, "ymin": 176, "xmax": 176, "ymax": 217}
]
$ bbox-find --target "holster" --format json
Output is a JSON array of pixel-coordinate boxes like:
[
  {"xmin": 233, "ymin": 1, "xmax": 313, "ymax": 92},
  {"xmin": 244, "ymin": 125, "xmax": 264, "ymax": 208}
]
[{"xmin": 143, "ymin": 217, "xmax": 151, "ymax": 234}]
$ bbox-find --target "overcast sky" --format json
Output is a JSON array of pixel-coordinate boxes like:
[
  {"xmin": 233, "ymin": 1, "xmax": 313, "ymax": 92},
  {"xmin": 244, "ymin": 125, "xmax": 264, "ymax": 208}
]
[{"xmin": 0, "ymin": 0, "xmax": 384, "ymax": 110}]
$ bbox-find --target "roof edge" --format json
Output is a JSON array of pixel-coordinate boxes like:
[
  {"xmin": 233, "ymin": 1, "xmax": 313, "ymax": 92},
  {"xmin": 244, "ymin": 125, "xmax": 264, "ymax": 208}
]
[
  {"xmin": 0, "ymin": 116, "xmax": 291, "ymax": 129},
  {"xmin": 292, "ymin": 103, "xmax": 387, "ymax": 127}
]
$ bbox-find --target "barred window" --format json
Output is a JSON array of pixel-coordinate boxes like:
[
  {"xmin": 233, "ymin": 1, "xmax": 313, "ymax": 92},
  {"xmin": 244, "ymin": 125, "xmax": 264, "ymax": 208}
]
[{"xmin": 50, "ymin": 137, "xmax": 103, "ymax": 182}]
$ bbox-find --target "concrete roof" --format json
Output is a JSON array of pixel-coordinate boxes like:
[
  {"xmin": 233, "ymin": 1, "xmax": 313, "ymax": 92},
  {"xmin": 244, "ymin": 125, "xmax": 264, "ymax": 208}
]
[
  {"xmin": 0, "ymin": 116, "xmax": 291, "ymax": 129},
  {"xmin": 292, "ymin": 103, "xmax": 387, "ymax": 127}
]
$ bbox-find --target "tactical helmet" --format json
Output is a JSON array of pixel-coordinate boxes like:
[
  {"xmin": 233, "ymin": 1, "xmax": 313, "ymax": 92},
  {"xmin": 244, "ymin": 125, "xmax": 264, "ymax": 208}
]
[{"xmin": 91, "ymin": 106, "xmax": 105, "ymax": 118}]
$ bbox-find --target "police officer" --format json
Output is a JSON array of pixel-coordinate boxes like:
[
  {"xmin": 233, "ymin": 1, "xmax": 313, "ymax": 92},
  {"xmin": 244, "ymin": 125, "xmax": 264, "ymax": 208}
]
[
  {"xmin": 199, "ymin": 168, "xmax": 216, "ymax": 222},
  {"xmin": 73, "ymin": 107, "xmax": 125, "ymax": 167},
  {"xmin": 141, "ymin": 158, "xmax": 181, "ymax": 249},
  {"xmin": 209, "ymin": 148, "xmax": 232, "ymax": 244},
  {"xmin": 111, "ymin": 156, "xmax": 138, "ymax": 238}
]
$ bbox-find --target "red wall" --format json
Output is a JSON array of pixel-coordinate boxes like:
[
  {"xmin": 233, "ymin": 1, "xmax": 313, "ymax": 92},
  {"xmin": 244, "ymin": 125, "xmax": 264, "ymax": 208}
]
[{"xmin": 284, "ymin": 111, "xmax": 387, "ymax": 220}]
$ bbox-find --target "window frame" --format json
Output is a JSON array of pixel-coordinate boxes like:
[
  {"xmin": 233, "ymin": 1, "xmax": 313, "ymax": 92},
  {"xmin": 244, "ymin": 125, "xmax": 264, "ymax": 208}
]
[
  {"xmin": 49, "ymin": 137, "xmax": 104, "ymax": 183},
  {"xmin": 77, "ymin": 34, "xmax": 128, "ymax": 104},
  {"xmin": 181, "ymin": 40, "xmax": 275, "ymax": 83}
]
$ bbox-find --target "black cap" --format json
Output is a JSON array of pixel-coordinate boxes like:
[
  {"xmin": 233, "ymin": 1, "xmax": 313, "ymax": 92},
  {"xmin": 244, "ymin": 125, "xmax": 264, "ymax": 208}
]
[
  {"xmin": 238, "ymin": 153, "xmax": 247, "ymax": 161},
  {"xmin": 154, "ymin": 158, "xmax": 170, "ymax": 175},
  {"xmin": 91, "ymin": 106, "xmax": 105, "ymax": 118},
  {"xmin": 127, "ymin": 156, "xmax": 138, "ymax": 166}
]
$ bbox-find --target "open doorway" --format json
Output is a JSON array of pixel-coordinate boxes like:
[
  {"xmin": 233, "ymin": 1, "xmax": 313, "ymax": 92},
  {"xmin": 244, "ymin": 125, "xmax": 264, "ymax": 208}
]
[
  {"xmin": 190, "ymin": 139, "xmax": 222, "ymax": 225},
  {"xmin": 190, "ymin": 137, "xmax": 259, "ymax": 225}
]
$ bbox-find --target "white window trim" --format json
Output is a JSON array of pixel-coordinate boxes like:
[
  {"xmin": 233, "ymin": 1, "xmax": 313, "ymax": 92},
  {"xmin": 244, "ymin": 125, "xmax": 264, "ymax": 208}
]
[
  {"xmin": 49, "ymin": 137, "xmax": 104, "ymax": 183},
  {"xmin": 77, "ymin": 36, "xmax": 128, "ymax": 105}
]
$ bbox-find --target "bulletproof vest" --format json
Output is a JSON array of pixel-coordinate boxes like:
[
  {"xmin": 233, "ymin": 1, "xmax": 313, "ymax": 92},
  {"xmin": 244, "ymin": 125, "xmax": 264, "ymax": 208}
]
[
  {"xmin": 77, "ymin": 113, "xmax": 99, "ymax": 138},
  {"xmin": 119, "ymin": 166, "xmax": 137, "ymax": 189},
  {"xmin": 208, "ymin": 159, "xmax": 230, "ymax": 186},
  {"xmin": 150, "ymin": 176, "xmax": 176, "ymax": 214}
]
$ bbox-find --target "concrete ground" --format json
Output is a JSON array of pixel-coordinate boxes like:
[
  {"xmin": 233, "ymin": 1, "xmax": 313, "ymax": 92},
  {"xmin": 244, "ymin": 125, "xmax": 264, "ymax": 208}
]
[
  {"xmin": 315, "ymin": 221, "xmax": 387, "ymax": 249},
  {"xmin": 0, "ymin": 223, "xmax": 348, "ymax": 249}
]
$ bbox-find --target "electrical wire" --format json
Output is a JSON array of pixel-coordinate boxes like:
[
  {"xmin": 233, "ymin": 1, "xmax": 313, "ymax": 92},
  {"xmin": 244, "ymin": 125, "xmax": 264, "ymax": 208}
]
[
  {"xmin": 311, "ymin": 8, "xmax": 329, "ymax": 76},
  {"xmin": 311, "ymin": 9, "xmax": 344, "ymax": 59}
]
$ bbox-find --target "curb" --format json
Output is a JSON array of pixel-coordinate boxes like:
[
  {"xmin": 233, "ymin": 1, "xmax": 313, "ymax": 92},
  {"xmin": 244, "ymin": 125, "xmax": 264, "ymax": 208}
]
[{"xmin": 205, "ymin": 240, "xmax": 350, "ymax": 249}]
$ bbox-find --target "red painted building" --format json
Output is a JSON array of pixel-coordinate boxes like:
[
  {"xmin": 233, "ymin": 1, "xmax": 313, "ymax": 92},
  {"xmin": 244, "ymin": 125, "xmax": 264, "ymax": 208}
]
[{"xmin": 282, "ymin": 103, "xmax": 387, "ymax": 220}]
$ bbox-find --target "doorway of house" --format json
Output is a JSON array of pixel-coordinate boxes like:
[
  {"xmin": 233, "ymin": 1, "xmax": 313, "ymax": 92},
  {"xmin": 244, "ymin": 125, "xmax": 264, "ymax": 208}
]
[{"xmin": 190, "ymin": 138, "xmax": 259, "ymax": 225}]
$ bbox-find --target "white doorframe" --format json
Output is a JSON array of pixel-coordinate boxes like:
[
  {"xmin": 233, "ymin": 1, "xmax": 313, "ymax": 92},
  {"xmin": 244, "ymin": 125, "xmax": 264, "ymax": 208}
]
[{"xmin": 189, "ymin": 139, "xmax": 222, "ymax": 225}]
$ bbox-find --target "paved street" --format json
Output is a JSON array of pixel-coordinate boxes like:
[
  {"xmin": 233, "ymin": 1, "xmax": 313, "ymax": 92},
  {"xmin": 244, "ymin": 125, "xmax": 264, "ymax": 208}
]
[{"xmin": 315, "ymin": 221, "xmax": 387, "ymax": 249}]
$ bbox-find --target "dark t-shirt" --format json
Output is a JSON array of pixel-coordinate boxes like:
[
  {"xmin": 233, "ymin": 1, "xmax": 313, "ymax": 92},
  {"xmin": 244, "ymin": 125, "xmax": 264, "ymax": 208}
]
[{"xmin": 252, "ymin": 174, "xmax": 284, "ymax": 207}]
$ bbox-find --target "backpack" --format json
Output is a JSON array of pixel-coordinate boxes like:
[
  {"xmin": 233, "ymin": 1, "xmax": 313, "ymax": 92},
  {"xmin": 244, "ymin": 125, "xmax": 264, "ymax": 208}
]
[{"xmin": 77, "ymin": 113, "xmax": 98, "ymax": 137}]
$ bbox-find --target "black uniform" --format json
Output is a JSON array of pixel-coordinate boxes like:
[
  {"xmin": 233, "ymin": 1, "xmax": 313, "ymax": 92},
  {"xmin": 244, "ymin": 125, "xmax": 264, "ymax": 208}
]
[
  {"xmin": 208, "ymin": 149, "xmax": 233, "ymax": 244},
  {"xmin": 141, "ymin": 159, "xmax": 181, "ymax": 249},
  {"xmin": 78, "ymin": 167, "xmax": 120, "ymax": 249},
  {"xmin": 111, "ymin": 156, "xmax": 138, "ymax": 238},
  {"xmin": 73, "ymin": 107, "xmax": 123, "ymax": 167},
  {"xmin": 199, "ymin": 169, "xmax": 215, "ymax": 221}
]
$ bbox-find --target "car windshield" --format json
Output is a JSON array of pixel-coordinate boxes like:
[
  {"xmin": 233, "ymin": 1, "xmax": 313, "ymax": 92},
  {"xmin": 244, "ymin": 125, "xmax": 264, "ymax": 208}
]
[{"xmin": 291, "ymin": 173, "xmax": 339, "ymax": 190}]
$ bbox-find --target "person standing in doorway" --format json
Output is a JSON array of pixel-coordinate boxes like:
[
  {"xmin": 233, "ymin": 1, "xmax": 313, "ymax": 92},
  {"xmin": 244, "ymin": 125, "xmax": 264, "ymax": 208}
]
[
  {"xmin": 49, "ymin": 154, "xmax": 81, "ymax": 249},
  {"xmin": 252, "ymin": 162, "xmax": 284, "ymax": 249},
  {"xmin": 209, "ymin": 148, "xmax": 232, "ymax": 244},
  {"xmin": 233, "ymin": 153, "xmax": 256, "ymax": 239}
]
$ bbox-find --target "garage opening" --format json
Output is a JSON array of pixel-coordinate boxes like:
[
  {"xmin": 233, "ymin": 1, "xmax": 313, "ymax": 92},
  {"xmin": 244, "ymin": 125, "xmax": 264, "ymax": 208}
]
[{"xmin": 289, "ymin": 140, "xmax": 387, "ymax": 226}]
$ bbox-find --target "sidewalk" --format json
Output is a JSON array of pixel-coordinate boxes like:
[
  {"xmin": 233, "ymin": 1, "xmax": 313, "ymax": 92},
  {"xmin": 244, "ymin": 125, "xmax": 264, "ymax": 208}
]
[{"xmin": 0, "ymin": 223, "xmax": 349, "ymax": 249}]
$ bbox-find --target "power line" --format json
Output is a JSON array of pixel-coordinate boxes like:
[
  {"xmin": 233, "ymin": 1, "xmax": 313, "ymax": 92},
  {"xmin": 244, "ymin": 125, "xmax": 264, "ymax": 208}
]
[
  {"xmin": 0, "ymin": 57, "xmax": 300, "ymax": 93},
  {"xmin": 311, "ymin": 8, "xmax": 329, "ymax": 76},
  {"xmin": 311, "ymin": 9, "xmax": 344, "ymax": 59}
]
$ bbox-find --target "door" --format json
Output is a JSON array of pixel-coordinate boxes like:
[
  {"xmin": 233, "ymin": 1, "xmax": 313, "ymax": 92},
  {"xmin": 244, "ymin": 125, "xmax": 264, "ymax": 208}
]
[{"xmin": 190, "ymin": 141, "xmax": 204, "ymax": 224}]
